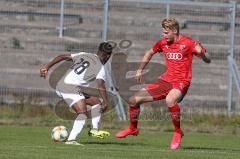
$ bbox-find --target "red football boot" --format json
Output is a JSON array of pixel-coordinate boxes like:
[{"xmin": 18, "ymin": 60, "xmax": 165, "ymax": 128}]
[
  {"xmin": 115, "ymin": 128, "xmax": 139, "ymax": 138},
  {"xmin": 170, "ymin": 130, "xmax": 184, "ymax": 150}
]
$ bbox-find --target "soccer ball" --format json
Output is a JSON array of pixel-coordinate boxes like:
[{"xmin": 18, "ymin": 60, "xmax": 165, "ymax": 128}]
[{"xmin": 51, "ymin": 126, "xmax": 69, "ymax": 142}]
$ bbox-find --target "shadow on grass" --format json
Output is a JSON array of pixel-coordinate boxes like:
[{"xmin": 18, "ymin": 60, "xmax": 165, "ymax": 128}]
[
  {"xmin": 82, "ymin": 141, "xmax": 146, "ymax": 146},
  {"xmin": 183, "ymin": 146, "xmax": 240, "ymax": 153}
]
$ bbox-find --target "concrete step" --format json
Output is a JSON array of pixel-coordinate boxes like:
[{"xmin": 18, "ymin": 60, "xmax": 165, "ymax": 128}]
[
  {"xmin": 1, "ymin": 0, "xmax": 240, "ymax": 38},
  {"xmin": 0, "ymin": 61, "xmax": 229, "ymax": 87},
  {"xmin": 0, "ymin": 33, "xmax": 101, "ymax": 53},
  {"xmin": 0, "ymin": 18, "xmax": 237, "ymax": 46},
  {"xmin": 2, "ymin": 0, "xmax": 239, "ymax": 18},
  {"xmin": 0, "ymin": 50, "xmax": 60, "ymax": 68},
  {"xmin": 1, "ymin": 2, "xmax": 239, "ymax": 32},
  {"xmin": 0, "ymin": 38, "xmax": 236, "ymax": 64}
]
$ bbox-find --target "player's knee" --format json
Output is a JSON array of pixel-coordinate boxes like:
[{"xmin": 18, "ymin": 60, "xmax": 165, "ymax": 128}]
[
  {"xmin": 129, "ymin": 96, "xmax": 136, "ymax": 105},
  {"xmin": 86, "ymin": 97, "xmax": 101, "ymax": 106},
  {"xmin": 73, "ymin": 105, "xmax": 87, "ymax": 114},
  {"xmin": 165, "ymin": 96, "xmax": 176, "ymax": 107},
  {"xmin": 93, "ymin": 98, "xmax": 101, "ymax": 105},
  {"xmin": 129, "ymin": 96, "xmax": 139, "ymax": 106}
]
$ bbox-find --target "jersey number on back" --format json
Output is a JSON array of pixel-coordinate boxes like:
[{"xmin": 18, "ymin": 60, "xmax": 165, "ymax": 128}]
[{"xmin": 72, "ymin": 58, "xmax": 90, "ymax": 75}]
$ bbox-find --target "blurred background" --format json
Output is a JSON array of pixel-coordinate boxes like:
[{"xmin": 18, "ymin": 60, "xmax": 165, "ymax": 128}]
[{"xmin": 0, "ymin": 0, "xmax": 240, "ymax": 131}]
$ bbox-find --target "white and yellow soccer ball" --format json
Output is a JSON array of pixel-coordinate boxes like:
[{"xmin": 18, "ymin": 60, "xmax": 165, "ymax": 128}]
[{"xmin": 51, "ymin": 126, "xmax": 69, "ymax": 142}]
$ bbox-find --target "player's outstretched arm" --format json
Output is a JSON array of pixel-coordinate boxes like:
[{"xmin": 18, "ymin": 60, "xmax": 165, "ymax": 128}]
[
  {"xmin": 135, "ymin": 49, "xmax": 155, "ymax": 83},
  {"xmin": 97, "ymin": 79, "xmax": 108, "ymax": 113},
  {"xmin": 40, "ymin": 54, "xmax": 72, "ymax": 78},
  {"xmin": 195, "ymin": 44, "xmax": 211, "ymax": 64}
]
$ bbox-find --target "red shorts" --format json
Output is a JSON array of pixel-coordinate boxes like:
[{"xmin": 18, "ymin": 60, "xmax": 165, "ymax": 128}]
[{"xmin": 144, "ymin": 79, "xmax": 190, "ymax": 101}]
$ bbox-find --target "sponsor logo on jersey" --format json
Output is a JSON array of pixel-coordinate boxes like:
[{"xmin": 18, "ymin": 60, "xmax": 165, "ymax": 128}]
[{"xmin": 166, "ymin": 52, "xmax": 183, "ymax": 60}]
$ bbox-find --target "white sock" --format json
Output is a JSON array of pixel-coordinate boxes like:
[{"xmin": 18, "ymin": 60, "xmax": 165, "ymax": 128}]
[
  {"xmin": 67, "ymin": 113, "xmax": 87, "ymax": 141},
  {"xmin": 91, "ymin": 104, "xmax": 101, "ymax": 130}
]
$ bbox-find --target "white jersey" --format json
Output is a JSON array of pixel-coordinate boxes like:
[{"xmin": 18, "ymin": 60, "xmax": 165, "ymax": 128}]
[
  {"xmin": 55, "ymin": 52, "xmax": 107, "ymax": 107},
  {"xmin": 60, "ymin": 52, "xmax": 106, "ymax": 87}
]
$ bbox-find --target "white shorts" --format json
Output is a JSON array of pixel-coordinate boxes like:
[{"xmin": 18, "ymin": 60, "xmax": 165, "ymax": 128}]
[{"xmin": 56, "ymin": 87, "xmax": 90, "ymax": 107}]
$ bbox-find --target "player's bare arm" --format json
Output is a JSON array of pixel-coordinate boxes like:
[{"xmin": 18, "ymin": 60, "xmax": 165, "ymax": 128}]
[
  {"xmin": 40, "ymin": 54, "xmax": 72, "ymax": 78},
  {"xmin": 136, "ymin": 49, "xmax": 155, "ymax": 83},
  {"xmin": 195, "ymin": 44, "xmax": 211, "ymax": 64},
  {"xmin": 97, "ymin": 79, "xmax": 108, "ymax": 112}
]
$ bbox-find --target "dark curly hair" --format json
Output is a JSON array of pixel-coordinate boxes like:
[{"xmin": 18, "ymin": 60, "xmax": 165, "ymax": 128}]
[{"xmin": 98, "ymin": 42, "xmax": 113, "ymax": 55}]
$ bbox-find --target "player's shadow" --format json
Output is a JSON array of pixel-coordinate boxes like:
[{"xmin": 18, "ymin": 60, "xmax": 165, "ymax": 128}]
[
  {"xmin": 82, "ymin": 141, "xmax": 147, "ymax": 146},
  {"xmin": 183, "ymin": 146, "xmax": 240, "ymax": 152}
]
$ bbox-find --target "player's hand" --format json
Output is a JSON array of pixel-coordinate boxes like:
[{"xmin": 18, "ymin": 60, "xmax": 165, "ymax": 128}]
[
  {"xmin": 135, "ymin": 69, "xmax": 143, "ymax": 83},
  {"xmin": 195, "ymin": 44, "xmax": 211, "ymax": 64},
  {"xmin": 40, "ymin": 65, "xmax": 49, "ymax": 78}
]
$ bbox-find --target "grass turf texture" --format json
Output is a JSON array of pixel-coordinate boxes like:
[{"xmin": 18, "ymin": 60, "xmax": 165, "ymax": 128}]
[{"xmin": 0, "ymin": 125, "xmax": 240, "ymax": 159}]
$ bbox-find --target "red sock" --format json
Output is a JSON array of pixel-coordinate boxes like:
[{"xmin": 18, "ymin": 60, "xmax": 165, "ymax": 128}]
[
  {"xmin": 129, "ymin": 105, "xmax": 140, "ymax": 130},
  {"xmin": 168, "ymin": 104, "xmax": 181, "ymax": 133}
]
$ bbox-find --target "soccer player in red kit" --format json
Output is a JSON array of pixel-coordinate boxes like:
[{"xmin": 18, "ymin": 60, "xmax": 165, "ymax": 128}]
[{"xmin": 115, "ymin": 18, "xmax": 211, "ymax": 150}]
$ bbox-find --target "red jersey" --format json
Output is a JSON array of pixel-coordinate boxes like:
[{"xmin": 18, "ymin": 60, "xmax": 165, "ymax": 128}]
[{"xmin": 152, "ymin": 34, "xmax": 202, "ymax": 83}]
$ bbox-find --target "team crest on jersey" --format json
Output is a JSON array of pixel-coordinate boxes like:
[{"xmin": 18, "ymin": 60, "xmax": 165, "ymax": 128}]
[{"xmin": 179, "ymin": 45, "xmax": 185, "ymax": 50}]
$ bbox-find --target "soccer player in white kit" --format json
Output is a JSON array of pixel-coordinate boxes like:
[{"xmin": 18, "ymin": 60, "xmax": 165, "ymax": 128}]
[{"xmin": 40, "ymin": 42, "xmax": 113, "ymax": 145}]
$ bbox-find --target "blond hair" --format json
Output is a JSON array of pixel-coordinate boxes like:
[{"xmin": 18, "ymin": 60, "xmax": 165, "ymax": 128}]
[{"xmin": 162, "ymin": 18, "xmax": 180, "ymax": 34}]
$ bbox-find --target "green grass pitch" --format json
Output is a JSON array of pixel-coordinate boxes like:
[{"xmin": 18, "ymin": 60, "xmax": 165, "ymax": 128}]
[{"xmin": 0, "ymin": 125, "xmax": 240, "ymax": 159}]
